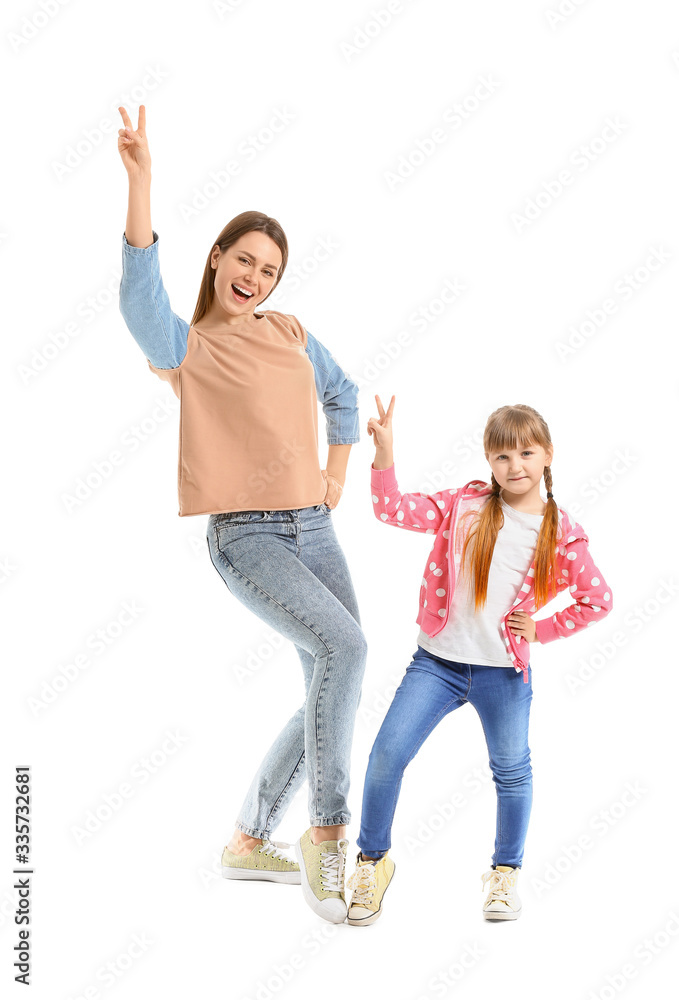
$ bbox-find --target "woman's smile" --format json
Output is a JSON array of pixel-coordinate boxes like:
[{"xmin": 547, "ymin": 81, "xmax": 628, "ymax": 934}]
[{"xmin": 231, "ymin": 282, "xmax": 255, "ymax": 303}]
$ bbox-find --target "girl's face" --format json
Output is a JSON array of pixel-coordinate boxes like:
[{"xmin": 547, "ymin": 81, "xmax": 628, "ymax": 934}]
[
  {"xmin": 486, "ymin": 440, "xmax": 553, "ymax": 499},
  {"xmin": 209, "ymin": 232, "xmax": 283, "ymax": 324}
]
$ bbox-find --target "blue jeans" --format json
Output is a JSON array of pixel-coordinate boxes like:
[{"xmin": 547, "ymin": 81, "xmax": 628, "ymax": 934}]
[
  {"xmin": 357, "ymin": 646, "xmax": 533, "ymax": 868},
  {"xmin": 206, "ymin": 503, "xmax": 367, "ymax": 838}
]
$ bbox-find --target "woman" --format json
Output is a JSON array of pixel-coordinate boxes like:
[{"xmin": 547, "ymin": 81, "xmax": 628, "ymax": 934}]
[{"xmin": 117, "ymin": 105, "xmax": 366, "ymax": 924}]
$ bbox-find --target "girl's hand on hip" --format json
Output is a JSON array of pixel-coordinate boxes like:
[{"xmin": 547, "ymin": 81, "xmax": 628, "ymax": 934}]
[
  {"xmin": 117, "ymin": 104, "xmax": 152, "ymax": 179},
  {"xmin": 508, "ymin": 611, "xmax": 538, "ymax": 642},
  {"xmin": 367, "ymin": 394, "xmax": 395, "ymax": 451}
]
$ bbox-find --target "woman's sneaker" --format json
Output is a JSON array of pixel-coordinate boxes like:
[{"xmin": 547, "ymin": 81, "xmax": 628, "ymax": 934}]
[
  {"xmin": 294, "ymin": 828, "xmax": 349, "ymax": 923},
  {"xmin": 221, "ymin": 840, "xmax": 301, "ymax": 883},
  {"xmin": 346, "ymin": 851, "xmax": 396, "ymax": 926},
  {"xmin": 481, "ymin": 865, "xmax": 522, "ymax": 919}
]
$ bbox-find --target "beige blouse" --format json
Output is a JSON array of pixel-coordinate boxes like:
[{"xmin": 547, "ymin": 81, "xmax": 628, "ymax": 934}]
[{"xmin": 147, "ymin": 310, "xmax": 327, "ymax": 516}]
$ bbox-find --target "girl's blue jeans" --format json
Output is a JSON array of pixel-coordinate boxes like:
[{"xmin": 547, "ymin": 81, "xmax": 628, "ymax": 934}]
[
  {"xmin": 357, "ymin": 646, "xmax": 533, "ymax": 868},
  {"xmin": 206, "ymin": 503, "xmax": 367, "ymax": 838}
]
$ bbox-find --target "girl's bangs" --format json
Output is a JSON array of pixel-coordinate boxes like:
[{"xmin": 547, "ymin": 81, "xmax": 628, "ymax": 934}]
[{"xmin": 485, "ymin": 411, "xmax": 548, "ymax": 454}]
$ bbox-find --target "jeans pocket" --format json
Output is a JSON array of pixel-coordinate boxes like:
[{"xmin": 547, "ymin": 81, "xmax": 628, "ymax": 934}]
[{"xmin": 319, "ymin": 503, "xmax": 332, "ymax": 515}]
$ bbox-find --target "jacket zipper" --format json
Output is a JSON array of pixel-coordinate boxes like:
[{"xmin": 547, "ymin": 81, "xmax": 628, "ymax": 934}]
[
  {"xmin": 503, "ymin": 517, "xmax": 587, "ymax": 675},
  {"xmin": 440, "ymin": 487, "xmax": 534, "ymax": 674},
  {"xmin": 439, "ymin": 486, "xmax": 468, "ymax": 628}
]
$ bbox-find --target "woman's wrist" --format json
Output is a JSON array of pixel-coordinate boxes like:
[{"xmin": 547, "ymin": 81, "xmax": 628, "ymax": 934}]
[
  {"xmin": 128, "ymin": 171, "xmax": 152, "ymax": 188},
  {"xmin": 125, "ymin": 178, "xmax": 153, "ymax": 249},
  {"xmin": 325, "ymin": 471, "xmax": 344, "ymax": 491}
]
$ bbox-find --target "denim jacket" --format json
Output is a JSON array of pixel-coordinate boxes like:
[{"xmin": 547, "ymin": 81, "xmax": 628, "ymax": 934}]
[{"xmin": 118, "ymin": 230, "xmax": 360, "ymax": 446}]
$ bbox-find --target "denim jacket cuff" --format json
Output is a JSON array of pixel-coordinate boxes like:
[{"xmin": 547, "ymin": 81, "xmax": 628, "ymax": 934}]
[
  {"xmin": 328, "ymin": 435, "xmax": 360, "ymax": 446},
  {"xmin": 122, "ymin": 229, "xmax": 159, "ymax": 254}
]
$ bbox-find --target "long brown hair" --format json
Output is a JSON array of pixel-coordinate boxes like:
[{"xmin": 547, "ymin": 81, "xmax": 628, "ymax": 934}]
[
  {"xmin": 460, "ymin": 404, "xmax": 560, "ymax": 611},
  {"xmin": 189, "ymin": 211, "xmax": 289, "ymax": 327}
]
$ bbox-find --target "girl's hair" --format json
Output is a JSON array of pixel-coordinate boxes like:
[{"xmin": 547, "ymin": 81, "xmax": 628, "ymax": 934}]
[
  {"xmin": 189, "ymin": 210, "xmax": 289, "ymax": 327},
  {"xmin": 460, "ymin": 404, "xmax": 560, "ymax": 610}
]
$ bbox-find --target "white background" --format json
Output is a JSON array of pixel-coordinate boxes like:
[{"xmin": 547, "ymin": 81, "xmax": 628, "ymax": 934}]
[{"xmin": 3, "ymin": 0, "xmax": 679, "ymax": 997}]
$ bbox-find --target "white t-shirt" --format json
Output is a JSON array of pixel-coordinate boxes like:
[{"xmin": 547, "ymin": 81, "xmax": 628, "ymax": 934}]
[{"xmin": 416, "ymin": 496, "xmax": 544, "ymax": 667}]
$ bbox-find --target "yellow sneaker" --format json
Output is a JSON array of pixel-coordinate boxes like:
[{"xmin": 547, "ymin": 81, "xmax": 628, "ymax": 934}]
[
  {"xmin": 294, "ymin": 828, "xmax": 349, "ymax": 923},
  {"xmin": 221, "ymin": 839, "xmax": 300, "ymax": 884},
  {"xmin": 346, "ymin": 851, "xmax": 396, "ymax": 926},
  {"xmin": 481, "ymin": 865, "xmax": 522, "ymax": 919}
]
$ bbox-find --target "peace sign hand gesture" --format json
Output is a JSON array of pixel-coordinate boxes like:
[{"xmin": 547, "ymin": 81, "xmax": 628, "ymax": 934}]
[
  {"xmin": 117, "ymin": 105, "xmax": 152, "ymax": 180},
  {"xmin": 367, "ymin": 394, "xmax": 395, "ymax": 458}
]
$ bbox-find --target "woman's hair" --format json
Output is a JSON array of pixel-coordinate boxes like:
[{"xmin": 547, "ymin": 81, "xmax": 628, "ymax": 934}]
[
  {"xmin": 460, "ymin": 404, "xmax": 560, "ymax": 610},
  {"xmin": 190, "ymin": 210, "xmax": 289, "ymax": 327}
]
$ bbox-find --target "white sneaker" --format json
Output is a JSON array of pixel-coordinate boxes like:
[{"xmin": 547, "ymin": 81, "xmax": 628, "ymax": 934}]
[{"xmin": 481, "ymin": 865, "xmax": 522, "ymax": 919}]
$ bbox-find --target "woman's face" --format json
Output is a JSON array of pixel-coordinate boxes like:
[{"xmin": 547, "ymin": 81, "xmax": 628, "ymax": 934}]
[{"xmin": 210, "ymin": 231, "xmax": 283, "ymax": 324}]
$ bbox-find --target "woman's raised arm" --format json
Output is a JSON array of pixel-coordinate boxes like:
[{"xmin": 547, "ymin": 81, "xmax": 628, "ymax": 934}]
[
  {"xmin": 117, "ymin": 105, "xmax": 189, "ymax": 370},
  {"xmin": 118, "ymin": 104, "xmax": 153, "ymax": 248}
]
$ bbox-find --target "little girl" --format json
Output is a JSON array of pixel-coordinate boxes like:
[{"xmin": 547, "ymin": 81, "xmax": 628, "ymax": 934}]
[{"xmin": 345, "ymin": 396, "xmax": 612, "ymax": 924}]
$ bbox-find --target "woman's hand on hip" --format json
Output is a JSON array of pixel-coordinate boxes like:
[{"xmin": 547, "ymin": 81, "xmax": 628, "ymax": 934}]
[{"xmin": 321, "ymin": 470, "xmax": 344, "ymax": 509}]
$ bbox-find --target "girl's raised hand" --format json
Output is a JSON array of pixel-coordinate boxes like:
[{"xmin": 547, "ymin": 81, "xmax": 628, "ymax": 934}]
[
  {"xmin": 117, "ymin": 105, "xmax": 151, "ymax": 179},
  {"xmin": 367, "ymin": 394, "xmax": 395, "ymax": 451}
]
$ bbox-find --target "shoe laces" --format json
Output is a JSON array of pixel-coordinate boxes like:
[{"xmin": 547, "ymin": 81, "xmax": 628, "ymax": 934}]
[
  {"xmin": 347, "ymin": 859, "xmax": 376, "ymax": 905},
  {"xmin": 259, "ymin": 840, "xmax": 295, "ymax": 863},
  {"xmin": 319, "ymin": 839, "xmax": 348, "ymax": 892},
  {"xmin": 481, "ymin": 868, "xmax": 515, "ymax": 902}
]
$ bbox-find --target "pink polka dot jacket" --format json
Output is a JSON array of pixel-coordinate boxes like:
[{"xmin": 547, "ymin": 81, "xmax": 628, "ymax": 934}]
[{"xmin": 371, "ymin": 463, "xmax": 613, "ymax": 682}]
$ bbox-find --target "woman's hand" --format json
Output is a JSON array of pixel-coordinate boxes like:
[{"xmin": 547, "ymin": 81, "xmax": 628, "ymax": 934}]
[
  {"xmin": 117, "ymin": 105, "xmax": 152, "ymax": 180},
  {"xmin": 508, "ymin": 611, "xmax": 538, "ymax": 642},
  {"xmin": 367, "ymin": 394, "xmax": 395, "ymax": 455},
  {"xmin": 321, "ymin": 470, "xmax": 343, "ymax": 509}
]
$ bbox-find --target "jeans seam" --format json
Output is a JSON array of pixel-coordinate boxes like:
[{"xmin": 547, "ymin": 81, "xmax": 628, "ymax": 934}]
[
  {"xmin": 471, "ymin": 704, "xmax": 503, "ymax": 864},
  {"xmin": 312, "ymin": 645, "xmax": 331, "ymax": 821},
  {"xmin": 469, "ymin": 671, "xmax": 533, "ymax": 868},
  {"xmin": 263, "ymin": 748, "xmax": 306, "ymax": 830},
  {"xmin": 379, "ymin": 689, "xmax": 460, "ymax": 855}
]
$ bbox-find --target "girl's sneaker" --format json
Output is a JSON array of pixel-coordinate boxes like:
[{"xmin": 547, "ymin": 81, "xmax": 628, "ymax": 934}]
[
  {"xmin": 221, "ymin": 840, "xmax": 301, "ymax": 883},
  {"xmin": 294, "ymin": 828, "xmax": 349, "ymax": 923},
  {"xmin": 346, "ymin": 851, "xmax": 396, "ymax": 926},
  {"xmin": 481, "ymin": 865, "xmax": 522, "ymax": 919}
]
